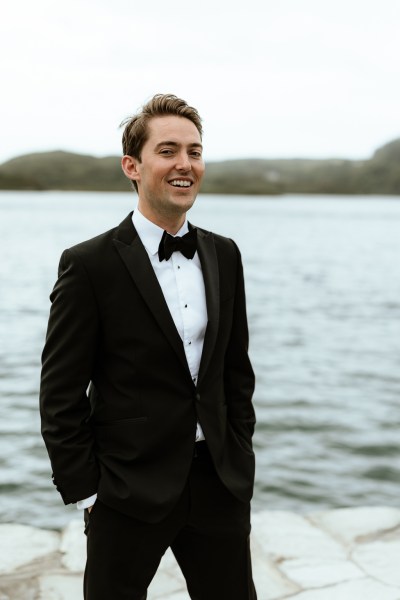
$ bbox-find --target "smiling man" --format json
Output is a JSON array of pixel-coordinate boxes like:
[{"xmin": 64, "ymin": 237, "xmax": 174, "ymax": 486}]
[
  {"xmin": 121, "ymin": 113, "xmax": 204, "ymax": 231},
  {"xmin": 40, "ymin": 94, "xmax": 257, "ymax": 600}
]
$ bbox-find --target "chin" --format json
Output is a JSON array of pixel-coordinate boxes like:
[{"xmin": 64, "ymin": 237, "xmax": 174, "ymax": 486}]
[{"xmin": 169, "ymin": 194, "xmax": 197, "ymax": 210}]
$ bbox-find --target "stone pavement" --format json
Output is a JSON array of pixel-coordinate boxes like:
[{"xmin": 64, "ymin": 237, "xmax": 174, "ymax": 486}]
[{"xmin": 1, "ymin": 506, "xmax": 399, "ymax": 599}]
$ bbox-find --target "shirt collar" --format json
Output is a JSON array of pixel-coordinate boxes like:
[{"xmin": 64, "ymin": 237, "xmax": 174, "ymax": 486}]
[{"xmin": 131, "ymin": 207, "xmax": 189, "ymax": 256}]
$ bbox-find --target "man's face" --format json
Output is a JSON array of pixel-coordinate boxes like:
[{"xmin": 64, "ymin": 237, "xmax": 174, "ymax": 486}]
[{"xmin": 132, "ymin": 115, "xmax": 205, "ymax": 224}]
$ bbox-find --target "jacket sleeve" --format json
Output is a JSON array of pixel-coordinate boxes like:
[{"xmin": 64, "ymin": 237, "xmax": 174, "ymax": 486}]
[
  {"xmin": 40, "ymin": 248, "xmax": 100, "ymax": 504},
  {"xmin": 224, "ymin": 241, "xmax": 256, "ymax": 442}
]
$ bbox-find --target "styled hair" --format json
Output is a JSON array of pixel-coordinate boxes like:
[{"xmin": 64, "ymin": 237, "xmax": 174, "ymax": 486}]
[
  {"xmin": 121, "ymin": 93, "xmax": 202, "ymax": 159},
  {"xmin": 121, "ymin": 94, "xmax": 203, "ymax": 192},
  {"xmin": 121, "ymin": 94, "xmax": 203, "ymax": 191}
]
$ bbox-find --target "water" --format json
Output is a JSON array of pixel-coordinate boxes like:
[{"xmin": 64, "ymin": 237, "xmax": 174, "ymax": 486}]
[{"xmin": 1, "ymin": 191, "xmax": 399, "ymax": 530}]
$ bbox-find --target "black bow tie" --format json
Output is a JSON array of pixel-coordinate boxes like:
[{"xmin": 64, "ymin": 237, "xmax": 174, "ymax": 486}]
[{"xmin": 158, "ymin": 228, "xmax": 198, "ymax": 261}]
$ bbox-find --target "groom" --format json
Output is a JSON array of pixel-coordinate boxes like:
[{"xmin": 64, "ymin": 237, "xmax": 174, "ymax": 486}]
[{"xmin": 40, "ymin": 93, "xmax": 257, "ymax": 599}]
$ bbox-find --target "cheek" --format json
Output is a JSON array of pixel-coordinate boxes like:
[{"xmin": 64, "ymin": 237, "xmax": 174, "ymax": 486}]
[{"xmin": 196, "ymin": 165, "xmax": 205, "ymax": 179}]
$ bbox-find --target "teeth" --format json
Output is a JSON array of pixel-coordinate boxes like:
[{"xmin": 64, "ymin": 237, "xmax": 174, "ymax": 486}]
[{"xmin": 170, "ymin": 180, "xmax": 191, "ymax": 187}]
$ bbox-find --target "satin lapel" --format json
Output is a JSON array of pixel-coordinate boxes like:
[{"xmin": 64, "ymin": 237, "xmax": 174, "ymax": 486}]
[
  {"xmin": 196, "ymin": 228, "xmax": 220, "ymax": 385},
  {"xmin": 112, "ymin": 214, "xmax": 191, "ymax": 377}
]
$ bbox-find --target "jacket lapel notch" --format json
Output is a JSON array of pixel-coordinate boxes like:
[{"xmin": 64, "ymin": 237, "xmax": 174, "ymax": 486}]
[{"xmin": 113, "ymin": 218, "xmax": 190, "ymax": 376}]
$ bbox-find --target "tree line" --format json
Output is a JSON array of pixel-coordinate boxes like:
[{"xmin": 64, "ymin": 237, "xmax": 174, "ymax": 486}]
[{"xmin": 1, "ymin": 138, "xmax": 399, "ymax": 195}]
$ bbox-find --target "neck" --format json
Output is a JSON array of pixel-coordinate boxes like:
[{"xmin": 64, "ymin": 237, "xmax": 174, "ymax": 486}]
[{"xmin": 137, "ymin": 202, "xmax": 185, "ymax": 235}]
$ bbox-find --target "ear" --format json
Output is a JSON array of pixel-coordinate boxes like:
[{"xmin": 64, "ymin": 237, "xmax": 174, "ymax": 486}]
[{"xmin": 121, "ymin": 155, "xmax": 141, "ymax": 183}]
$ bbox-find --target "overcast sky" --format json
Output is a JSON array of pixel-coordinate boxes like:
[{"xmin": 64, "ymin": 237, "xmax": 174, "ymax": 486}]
[{"xmin": 1, "ymin": 0, "xmax": 399, "ymax": 164}]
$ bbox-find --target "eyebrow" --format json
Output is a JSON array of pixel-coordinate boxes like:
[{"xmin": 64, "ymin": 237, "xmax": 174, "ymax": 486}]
[{"xmin": 154, "ymin": 141, "xmax": 203, "ymax": 150}]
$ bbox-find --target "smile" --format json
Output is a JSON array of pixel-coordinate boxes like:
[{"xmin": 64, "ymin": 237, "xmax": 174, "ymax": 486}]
[{"xmin": 169, "ymin": 180, "xmax": 193, "ymax": 187}]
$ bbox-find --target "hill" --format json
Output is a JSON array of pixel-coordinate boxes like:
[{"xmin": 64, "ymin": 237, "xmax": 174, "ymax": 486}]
[{"xmin": 0, "ymin": 139, "xmax": 399, "ymax": 194}]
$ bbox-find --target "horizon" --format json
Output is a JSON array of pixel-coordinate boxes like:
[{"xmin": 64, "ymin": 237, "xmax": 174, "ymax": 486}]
[
  {"xmin": 1, "ymin": 134, "xmax": 398, "ymax": 167},
  {"xmin": 1, "ymin": 1, "xmax": 399, "ymax": 166}
]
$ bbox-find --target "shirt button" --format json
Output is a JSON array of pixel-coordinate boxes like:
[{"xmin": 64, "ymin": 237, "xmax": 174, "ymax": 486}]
[
  {"xmin": 177, "ymin": 266, "xmax": 181, "ymax": 269},
  {"xmin": 184, "ymin": 304, "xmax": 188, "ymax": 308},
  {"xmin": 188, "ymin": 341, "xmax": 192, "ymax": 345}
]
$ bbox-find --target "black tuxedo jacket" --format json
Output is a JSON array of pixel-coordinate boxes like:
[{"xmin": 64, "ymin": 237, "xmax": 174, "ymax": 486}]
[{"xmin": 40, "ymin": 212, "xmax": 256, "ymax": 523}]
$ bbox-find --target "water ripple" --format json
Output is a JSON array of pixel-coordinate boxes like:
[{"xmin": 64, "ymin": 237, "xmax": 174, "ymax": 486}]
[{"xmin": 1, "ymin": 192, "xmax": 400, "ymax": 528}]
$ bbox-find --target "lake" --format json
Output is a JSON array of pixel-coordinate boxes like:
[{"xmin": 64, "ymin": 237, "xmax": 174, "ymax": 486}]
[{"xmin": 0, "ymin": 191, "xmax": 399, "ymax": 530}]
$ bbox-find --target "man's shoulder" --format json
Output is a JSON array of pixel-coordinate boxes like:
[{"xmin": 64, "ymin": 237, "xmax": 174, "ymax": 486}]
[
  {"xmin": 68, "ymin": 226, "xmax": 116, "ymax": 256},
  {"xmin": 67, "ymin": 212, "xmax": 133, "ymax": 260},
  {"xmin": 195, "ymin": 225, "xmax": 240, "ymax": 257}
]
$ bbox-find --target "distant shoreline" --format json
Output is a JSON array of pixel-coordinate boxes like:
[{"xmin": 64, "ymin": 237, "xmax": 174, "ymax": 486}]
[{"xmin": 1, "ymin": 137, "xmax": 399, "ymax": 195}]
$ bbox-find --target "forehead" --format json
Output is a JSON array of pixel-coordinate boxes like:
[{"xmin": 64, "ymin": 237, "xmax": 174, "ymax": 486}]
[{"xmin": 146, "ymin": 115, "xmax": 202, "ymax": 146}]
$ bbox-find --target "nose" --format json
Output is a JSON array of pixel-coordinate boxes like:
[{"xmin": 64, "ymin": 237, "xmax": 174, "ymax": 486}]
[{"xmin": 175, "ymin": 152, "xmax": 191, "ymax": 172}]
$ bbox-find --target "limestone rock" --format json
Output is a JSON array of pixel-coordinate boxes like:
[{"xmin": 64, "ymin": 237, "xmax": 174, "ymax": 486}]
[
  {"xmin": 2, "ymin": 507, "xmax": 400, "ymax": 600},
  {"xmin": 250, "ymin": 536, "xmax": 300, "ymax": 599},
  {"xmin": 38, "ymin": 574, "xmax": 83, "ymax": 600},
  {"xmin": 60, "ymin": 520, "xmax": 86, "ymax": 572},
  {"xmin": 288, "ymin": 577, "xmax": 400, "ymax": 600},
  {"xmin": 251, "ymin": 511, "xmax": 345, "ymax": 560},
  {"xmin": 352, "ymin": 539, "xmax": 400, "ymax": 587},
  {"xmin": 279, "ymin": 556, "xmax": 364, "ymax": 589},
  {"xmin": 147, "ymin": 549, "xmax": 186, "ymax": 598},
  {"xmin": 309, "ymin": 506, "xmax": 400, "ymax": 546},
  {"xmin": 0, "ymin": 525, "xmax": 59, "ymax": 574}
]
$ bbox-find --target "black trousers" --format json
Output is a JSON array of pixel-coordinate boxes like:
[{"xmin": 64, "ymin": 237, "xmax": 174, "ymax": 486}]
[{"xmin": 83, "ymin": 443, "xmax": 257, "ymax": 600}]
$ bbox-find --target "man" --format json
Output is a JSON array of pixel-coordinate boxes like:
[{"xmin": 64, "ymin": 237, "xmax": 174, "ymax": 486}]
[{"xmin": 40, "ymin": 94, "xmax": 257, "ymax": 599}]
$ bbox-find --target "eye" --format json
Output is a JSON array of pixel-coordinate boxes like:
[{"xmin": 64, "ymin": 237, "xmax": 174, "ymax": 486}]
[
  {"xmin": 190, "ymin": 151, "xmax": 202, "ymax": 158},
  {"xmin": 159, "ymin": 149, "xmax": 174, "ymax": 155}
]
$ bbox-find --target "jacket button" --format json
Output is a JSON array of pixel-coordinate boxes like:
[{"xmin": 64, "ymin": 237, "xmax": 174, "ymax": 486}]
[{"xmin": 195, "ymin": 393, "xmax": 201, "ymax": 402}]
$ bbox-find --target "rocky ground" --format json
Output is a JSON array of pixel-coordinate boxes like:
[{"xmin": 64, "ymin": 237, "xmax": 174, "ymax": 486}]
[{"xmin": 1, "ymin": 506, "xmax": 400, "ymax": 599}]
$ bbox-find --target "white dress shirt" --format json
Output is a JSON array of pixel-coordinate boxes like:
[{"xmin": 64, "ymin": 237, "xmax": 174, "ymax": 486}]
[{"xmin": 77, "ymin": 208, "xmax": 208, "ymax": 510}]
